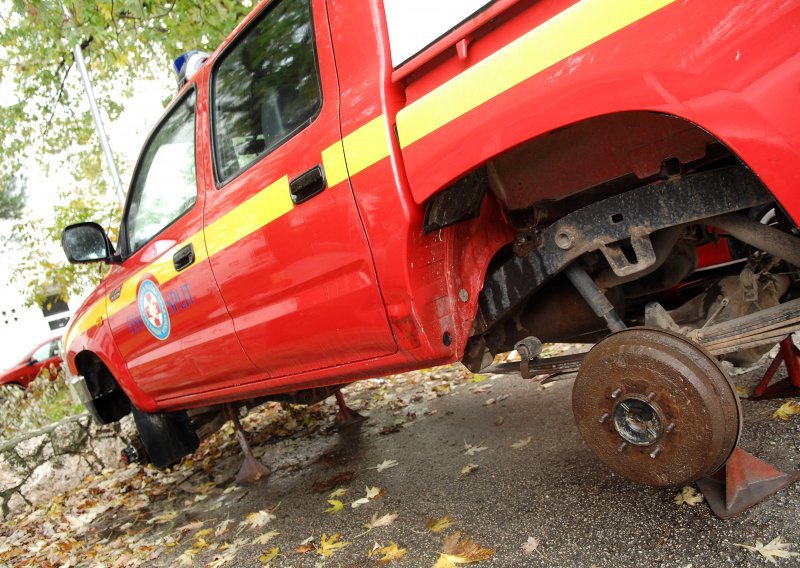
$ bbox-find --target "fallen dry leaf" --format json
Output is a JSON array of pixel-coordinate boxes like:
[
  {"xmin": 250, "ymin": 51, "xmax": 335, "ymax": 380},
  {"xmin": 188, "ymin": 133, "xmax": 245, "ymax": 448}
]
[
  {"xmin": 674, "ymin": 486, "xmax": 704, "ymax": 507},
  {"xmin": 251, "ymin": 530, "xmax": 280, "ymax": 546},
  {"xmin": 177, "ymin": 548, "xmax": 197, "ymax": 566},
  {"xmin": 365, "ymin": 486, "xmax": 383, "ymax": 499},
  {"xmin": 511, "ymin": 437, "xmax": 533, "ymax": 449},
  {"xmin": 239, "ymin": 510, "xmax": 276, "ymax": 533},
  {"xmin": 460, "ymin": 464, "xmax": 479, "ymax": 477},
  {"xmin": 434, "ymin": 532, "xmax": 495, "ymax": 567},
  {"xmin": 463, "ymin": 442, "xmax": 488, "ymax": 456},
  {"xmin": 427, "ymin": 517, "xmax": 453, "ymax": 534},
  {"xmin": 371, "ymin": 542, "xmax": 407, "ymax": 564},
  {"xmin": 736, "ymin": 535, "xmax": 800, "ymax": 564},
  {"xmin": 329, "ymin": 488, "xmax": 348, "ymax": 499},
  {"xmin": 521, "ymin": 536, "xmax": 541, "ymax": 555},
  {"xmin": 317, "ymin": 533, "xmax": 349, "ymax": 557},
  {"xmin": 258, "ymin": 546, "xmax": 279, "ymax": 564},
  {"xmin": 325, "ymin": 500, "xmax": 344, "ymax": 514},
  {"xmin": 772, "ymin": 401, "xmax": 800, "ymax": 421},
  {"xmin": 371, "ymin": 459, "xmax": 399, "ymax": 472},
  {"xmin": 358, "ymin": 512, "xmax": 399, "ymax": 537}
]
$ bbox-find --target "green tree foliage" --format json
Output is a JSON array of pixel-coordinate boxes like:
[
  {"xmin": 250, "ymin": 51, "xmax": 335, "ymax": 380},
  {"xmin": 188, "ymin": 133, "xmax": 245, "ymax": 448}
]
[
  {"xmin": 0, "ymin": 174, "xmax": 27, "ymax": 219},
  {"xmin": 1, "ymin": 0, "xmax": 252, "ymax": 306}
]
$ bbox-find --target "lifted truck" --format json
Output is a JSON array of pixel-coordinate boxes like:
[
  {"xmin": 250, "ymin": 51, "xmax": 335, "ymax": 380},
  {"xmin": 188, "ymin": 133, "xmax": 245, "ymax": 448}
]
[{"xmin": 62, "ymin": 0, "xmax": 800, "ymax": 515}]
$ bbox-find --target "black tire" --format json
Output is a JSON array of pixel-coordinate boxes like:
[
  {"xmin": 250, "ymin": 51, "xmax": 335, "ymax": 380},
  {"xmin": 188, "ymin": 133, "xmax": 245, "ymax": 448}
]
[{"xmin": 131, "ymin": 406, "xmax": 199, "ymax": 468}]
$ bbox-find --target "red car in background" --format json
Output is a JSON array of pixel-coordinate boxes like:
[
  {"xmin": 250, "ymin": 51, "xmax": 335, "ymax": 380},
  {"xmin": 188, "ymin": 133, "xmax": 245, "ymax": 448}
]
[{"xmin": 0, "ymin": 338, "xmax": 63, "ymax": 389}]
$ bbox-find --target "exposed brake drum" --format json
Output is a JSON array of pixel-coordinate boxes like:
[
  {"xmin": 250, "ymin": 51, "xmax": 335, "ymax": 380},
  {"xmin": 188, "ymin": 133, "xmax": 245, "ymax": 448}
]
[{"xmin": 572, "ymin": 327, "xmax": 741, "ymax": 487}]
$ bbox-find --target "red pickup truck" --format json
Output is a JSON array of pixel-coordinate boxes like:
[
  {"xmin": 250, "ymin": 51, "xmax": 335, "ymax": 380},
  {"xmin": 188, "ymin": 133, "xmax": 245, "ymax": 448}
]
[{"xmin": 62, "ymin": 0, "xmax": 800, "ymax": 496}]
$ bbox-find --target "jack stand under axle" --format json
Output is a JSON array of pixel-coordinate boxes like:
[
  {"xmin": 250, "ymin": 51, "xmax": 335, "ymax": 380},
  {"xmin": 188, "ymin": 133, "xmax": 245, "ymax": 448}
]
[
  {"xmin": 225, "ymin": 404, "xmax": 272, "ymax": 485},
  {"xmin": 334, "ymin": 390, "xmax": 366, "ymax": 429},
  {"xmin": 751, "ymin": 335, "xmax": 800, "ymax": 400}
]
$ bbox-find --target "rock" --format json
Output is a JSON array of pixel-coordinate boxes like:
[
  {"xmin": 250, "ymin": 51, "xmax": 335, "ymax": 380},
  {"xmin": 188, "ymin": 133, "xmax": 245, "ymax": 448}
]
[
  {"xmin": 91, "ymin": 437, "xmax": 124, "ymax": 469},
  {"xmin": 6, "ymin": 492, "xmax": 28, "ymax": 517},
  {"xmin": 19, "ymin": 455, "xmax": 91, "ymax": 506},
  {"xmin": 14, "ymin": 434, "xmax": 48, "ymax": 460},
  {"xmin": 0, "ymin": 452, "xmax": 26, "ymax": 492},
  {"xmin": 52, "ymin": 418, "xmax": 89, "ymax": 454}
]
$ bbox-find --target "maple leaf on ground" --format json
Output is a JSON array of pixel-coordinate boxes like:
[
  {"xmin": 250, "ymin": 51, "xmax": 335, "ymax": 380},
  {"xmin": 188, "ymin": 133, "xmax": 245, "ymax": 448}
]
[
  {"xmin": 370, "ymin": 542, "xmax": 407, "ymax": 564},
  {"xmin": 370, "ymin": 459, "xmax": 399, "ymax": 472},
  {"xmin": 215, "ymin": 519, "xmax": 233, "ymax": 537},
  {"xmin": 325, "ymin": 500, "xmax": 344, "ymax": 514},
  {"xmin": 521, "ymin": 536, "xmax": 544, "ymax": 556},
  {"xmin": 427, "ymin": 517, "xmax": 453, "ymax": 534},
  {"xmin": 177, "ymin": 548, "xmax": 197, "ymax": 567},
  {"xmin": 251, "ymin": 530, "xmax": 280, "ymax": 546},
  {"xmin": 463, "ymin": 442, "xmax": 488, "ymax": 456},
  {"xmin": 772, "ymin": 401, "xmax": 800, "ymax": 421},
  {"xmin": 353, "ymin": 486, "xmax": 383, "ymax": 508},
  {"xmin": 258, "ymin": 546, "xmax": 280, "ymax": 564},
  {"xmin": 357, "ymin": 512, "xmax": 399, "ymax": 537},
  {"xmin": 674, "ymin": 486, "xmax": 704, "ymax": 507},
  {"xmin": 434, "ymin": 532, "xmax": 495, "ymax": 567},
  {"xmin": 460, "ymin": 464, "xmax": 479, "ymax": 477},
  {"xmin": 317, "ymin": 533, "xmax": 350, "ymax": 557},
  {"xmin": 239, "ymin": 510, "xmax": 276, "ymax": 532},
  {"xmin": 511, "ymin": 437, "xmax": 533, "ymax": 450},
  {"xmin": 329, "ymin": 488, "xmax": 348, "ymax": 499},
  {"xmin": 736, "ymin": 535, "xmax": 800, "ymax": 564}
]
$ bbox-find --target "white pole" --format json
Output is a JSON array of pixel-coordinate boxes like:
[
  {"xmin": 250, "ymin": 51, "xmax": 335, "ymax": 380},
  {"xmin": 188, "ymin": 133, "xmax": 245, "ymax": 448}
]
[{"xmin": 72, "ymin": 45, "xmax": 126, "ymax": 209}]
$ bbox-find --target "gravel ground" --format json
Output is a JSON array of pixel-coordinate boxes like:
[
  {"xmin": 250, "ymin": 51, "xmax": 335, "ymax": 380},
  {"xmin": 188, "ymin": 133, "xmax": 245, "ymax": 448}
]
[{"xmin": 153, "ymin": 359, "xmax": 800, "ymax": 568}]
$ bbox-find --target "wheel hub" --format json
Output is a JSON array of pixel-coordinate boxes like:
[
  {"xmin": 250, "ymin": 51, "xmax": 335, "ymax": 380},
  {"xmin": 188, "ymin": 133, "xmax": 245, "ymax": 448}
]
[
  {"xmin": 572, "ymin": 327, "xmax": 741, "ymax": 487},
  {"xmin": 612, "ymin": 396, "xmax": 664, "ymax": 446}
]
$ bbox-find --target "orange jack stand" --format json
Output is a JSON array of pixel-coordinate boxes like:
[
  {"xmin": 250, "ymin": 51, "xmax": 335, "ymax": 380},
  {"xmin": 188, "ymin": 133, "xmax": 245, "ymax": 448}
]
[
  {"xmin": 696, "ymin": 448, "xmax": 800, "ymax": 519},
  {"xmin": 751, "ymin": 335, "xmax": 800, "ymax": 400}
]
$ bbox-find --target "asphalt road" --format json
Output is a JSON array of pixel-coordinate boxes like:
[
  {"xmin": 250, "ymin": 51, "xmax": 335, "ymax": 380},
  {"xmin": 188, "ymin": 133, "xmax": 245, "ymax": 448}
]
[{"xmin": 154, "ymin": 359, "xmax": 800, "ymax": 568}]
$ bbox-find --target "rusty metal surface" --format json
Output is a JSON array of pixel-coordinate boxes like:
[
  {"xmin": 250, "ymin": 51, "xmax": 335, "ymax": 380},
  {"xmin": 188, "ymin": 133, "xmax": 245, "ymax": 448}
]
[
  {"xmin": 696, "ymin": 447, "xmax": 800, "ymax": 519},
  {"xmin": 482, "ymin": 352, "xmax": 585, "ymax": 376},
  {"xmin": 572, "ymin": 328, "xmax": 740, "ymax": 487},
  {"xmin": 476, "ymin": 165, "xmax": 770, "ymax": 333}
]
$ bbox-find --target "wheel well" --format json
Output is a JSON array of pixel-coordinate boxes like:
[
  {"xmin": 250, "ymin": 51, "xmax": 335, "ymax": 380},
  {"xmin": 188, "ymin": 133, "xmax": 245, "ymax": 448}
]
[
  {"xmin": 75, "ymin": 351, "xmax": 131, "ymax": 423},
  {"xmin": 487, "ymin": 111, "xmax": 734, "ymax": 214}
]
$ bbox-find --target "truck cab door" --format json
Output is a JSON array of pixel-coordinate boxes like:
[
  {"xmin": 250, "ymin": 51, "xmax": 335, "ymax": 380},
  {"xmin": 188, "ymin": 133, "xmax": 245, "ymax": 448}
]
[
  {"xmin": 201, "ymin": 0, "xmax": 397, "ymax": 377},
  {"xmin": 106, "ymin": 88, "xmax": 257, "ymax": 402}
]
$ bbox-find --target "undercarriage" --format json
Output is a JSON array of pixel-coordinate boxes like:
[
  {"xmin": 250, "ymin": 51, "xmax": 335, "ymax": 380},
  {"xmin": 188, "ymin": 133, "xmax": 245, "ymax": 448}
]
[{"xmin": 466, "ymin": 162, "xmax": 800, "ymax": 517}]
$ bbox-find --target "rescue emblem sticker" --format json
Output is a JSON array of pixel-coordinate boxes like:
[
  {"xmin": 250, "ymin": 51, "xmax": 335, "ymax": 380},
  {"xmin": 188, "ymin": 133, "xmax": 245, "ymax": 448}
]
[{"xmin": 138, "ymin": 280, "xmax": 171, "ymax": 341}]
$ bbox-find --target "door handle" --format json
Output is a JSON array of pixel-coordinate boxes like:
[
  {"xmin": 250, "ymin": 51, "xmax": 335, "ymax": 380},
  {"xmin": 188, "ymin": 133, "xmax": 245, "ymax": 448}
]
[
  {"xmin": 173, "ymin": 243, "xmax": 195, "ymax": 272},
  {"xmin": 289, "ymin": 165, "xmax": 326, "ymax": 205}
]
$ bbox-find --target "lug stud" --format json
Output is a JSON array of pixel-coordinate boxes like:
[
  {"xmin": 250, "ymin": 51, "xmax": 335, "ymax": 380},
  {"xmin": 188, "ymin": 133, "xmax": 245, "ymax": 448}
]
[
  {"xmin": 666, "ymin": 423, "xmax": 676, "ymax": 433},
  {"xmin": 649, "ymin": 446, "xmax": 662, "ymax": 459},
  {"xmin": 599, "ymin": 412, "xmax": 609, "ymax": 424},
  {"xmin": 646, "ymin": 391, "xmax": 656, "ymax": 401},
  {"xmin": 617, "ymin": 441, "xmax": 628, "ymax": 453},
  {"xmin": 611, "ymin": 388, "xmax": 622, "ymax": 399}
]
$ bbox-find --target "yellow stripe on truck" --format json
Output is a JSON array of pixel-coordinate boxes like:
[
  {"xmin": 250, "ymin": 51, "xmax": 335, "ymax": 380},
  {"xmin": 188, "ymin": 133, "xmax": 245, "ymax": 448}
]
[{"xmin": 395, "ymin": 0, "xmax": 677, "ymax": 148}]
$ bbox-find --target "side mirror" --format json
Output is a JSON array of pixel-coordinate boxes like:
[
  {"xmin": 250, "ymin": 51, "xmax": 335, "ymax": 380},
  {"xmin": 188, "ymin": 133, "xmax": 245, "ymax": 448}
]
[
  {"xmin": 62, "ymin": 222, "xmax": 115, "ymax": 264},
  {"xmin": 26, "ymin": 358, "xmax": 35, "ymax": 367}
]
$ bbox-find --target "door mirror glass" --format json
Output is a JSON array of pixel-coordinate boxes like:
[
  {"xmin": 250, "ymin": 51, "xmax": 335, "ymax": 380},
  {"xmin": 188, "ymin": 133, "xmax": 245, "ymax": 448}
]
[{"xmin": 62, "ymin": 222, "xmax": 112, "ymax": 263}]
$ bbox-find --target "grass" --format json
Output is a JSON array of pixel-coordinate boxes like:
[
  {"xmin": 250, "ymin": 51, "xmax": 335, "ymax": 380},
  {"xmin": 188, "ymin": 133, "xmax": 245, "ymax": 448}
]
[{"xmin": 0, "ymin": 370, "xmax": 84, "ymax": 443}]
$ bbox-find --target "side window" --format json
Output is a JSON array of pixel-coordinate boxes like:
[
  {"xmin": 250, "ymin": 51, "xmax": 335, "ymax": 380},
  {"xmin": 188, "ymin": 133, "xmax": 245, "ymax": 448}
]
[
  {"xmin": 212, "ymin": 0, "xmax": 322, "ymax": 184},
  {"xmin": 126, "ymin": 92, "xmax": 197, "ymax": 253},
  {"xmin": 30, "ymin": 343, "xmax": 51, "ymax": 363}
]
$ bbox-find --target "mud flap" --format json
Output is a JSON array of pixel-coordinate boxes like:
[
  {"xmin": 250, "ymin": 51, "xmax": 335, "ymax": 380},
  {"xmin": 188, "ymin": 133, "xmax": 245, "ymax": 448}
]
[{"xmin": 131, "ymin": 406, "xmax": 199, "ymax": 468}]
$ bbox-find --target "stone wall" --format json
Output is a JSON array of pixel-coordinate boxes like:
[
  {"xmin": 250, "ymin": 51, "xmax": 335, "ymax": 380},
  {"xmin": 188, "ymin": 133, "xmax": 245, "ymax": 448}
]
[{"xmin": 0, "ymin": 414, "xmax": 136, "ymax": 519}]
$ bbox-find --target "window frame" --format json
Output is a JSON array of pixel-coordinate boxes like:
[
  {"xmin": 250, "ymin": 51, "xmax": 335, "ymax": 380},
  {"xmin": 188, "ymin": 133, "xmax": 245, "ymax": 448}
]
[
  {"xmin": 119, "ymin": 87, "xmax": 199, "ymax": 260},
  {"xmin": 209, "ymin": 0, "xmax": 324, "ymax": 189}
]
